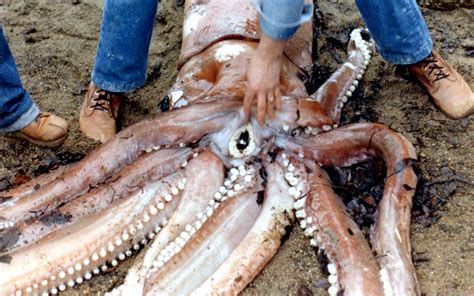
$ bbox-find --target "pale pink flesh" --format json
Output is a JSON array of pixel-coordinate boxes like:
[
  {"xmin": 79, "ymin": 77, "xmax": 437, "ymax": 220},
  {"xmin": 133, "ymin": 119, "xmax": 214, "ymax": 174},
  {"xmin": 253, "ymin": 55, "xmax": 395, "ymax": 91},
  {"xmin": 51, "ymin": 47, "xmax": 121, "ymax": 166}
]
[
  {"xmin": 0, "ymin": 171, "xmax": 183, "ymax": 295},
  {"xmin": 179, "ymin": 0, "xmax": 312, "ymax": 71},
  {"xmin": 0, "ymin": 100, "xmax": 241, "ymax": 225},
  {"xmin": 0, "ymin": 165, "xmax": 67, "ymax": 201},
  {"xmin": 107, "ymin": 150, "xmax": 226, "ymax": 295},
  {"xmin": 312, "ymin": 33, "xmax": 371, "ymax": 122},
  {"xmin": 305, "ymin": 166, "xmax": 384, "ymax": 296},
  {"xmin": 117, "ymin": 161, "xmax": 294, "ymax": 295},
  {"xmin": 0, "ymin": 151, "xmax": 223, "ymax": 295},
  {"xmin": 1, "ymin": 148, "xmax": 193, "ymax": 252},
  {"xmin": 192, "ymin": 162, "xmax": 295, "ymax": 295},
  {"xmin": 279, "ymin": 123, "xmax": 420, "ymax": 295},
  {"xmin": 172, "ymin": 40, "xmax": 308, "ymax": 105},
  {"xmin": 146, "ymin": 191, "xmax": 262, "ymax": 295},
  {"xmin": 371, "ymin": 158, "xmax": 420, "ymax": 296}
]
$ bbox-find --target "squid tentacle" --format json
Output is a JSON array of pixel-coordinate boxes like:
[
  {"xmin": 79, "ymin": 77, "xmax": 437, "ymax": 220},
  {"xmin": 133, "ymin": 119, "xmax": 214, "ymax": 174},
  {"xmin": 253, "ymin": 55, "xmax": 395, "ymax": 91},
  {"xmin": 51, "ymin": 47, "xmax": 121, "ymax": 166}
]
[
  {"xmin": 286, "ymin": 158, "xmax": 384, "ymax": 296},
  {"xmin": 276, "ymin": 29, "xmax": 374, "ymax": 139},
  {"xmin": 144, "ymin": 185, "xmax": 259, "ymax": 295},
  {"xmin": 370, "ymin": 163, "xmax": 420, "ymax": 296},
  {"xmin": 190, "ymin": 160, "xmax": 295, "ymax": 295},
  {"xmin": 108, "ymin": 150, "xmax": 228, "ymax": 295},
  {"xmin": 277, "ymin": 123, "xmax": 419, "ymax": 295},
  {"xmin": 111, "ymin": 155, "xmax": 293, "ymax": 296},
  {"xmin": 0, "ymin": 148, "xmax": 195, "ymax": 253},
  {"xmin": 0, "ymin": 171, "xmax": 186, "ymax": 295},
  {"xmin": 0, "ymin": 150, "xmax": 232, "ymax": 296},
  {"xmin": 0, "ymin": 100, "xmax": 241, "ymax": 227},
  {"xmin": 311, "ymin": 28, "xmax": 375, "ymax": 126},
  {"xmin": 0, "ymin": 166, "xmax": 68, "ymax": 232},
  {"xmin": 0, "ymin": 165, "xmax": 67, "ymax": 201},
  {"xmin": 277, "ymin": 123, "xmax": 416, "ymax": 172}
]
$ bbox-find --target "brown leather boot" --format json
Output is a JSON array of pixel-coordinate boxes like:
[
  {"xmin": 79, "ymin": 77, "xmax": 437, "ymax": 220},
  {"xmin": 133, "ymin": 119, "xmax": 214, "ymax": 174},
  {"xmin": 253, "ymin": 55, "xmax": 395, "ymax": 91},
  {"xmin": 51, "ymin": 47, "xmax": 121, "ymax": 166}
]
[
  {"xmin": 79, "ymin": 82, "xmax": 124, "ymax": 143},
  {"xmin": 10, "ymin": 112, "xmax": 68, "ymax": 147},
  {"xmin": 409, "ymin": 50, "xmax": 474, "ymax": 119}
]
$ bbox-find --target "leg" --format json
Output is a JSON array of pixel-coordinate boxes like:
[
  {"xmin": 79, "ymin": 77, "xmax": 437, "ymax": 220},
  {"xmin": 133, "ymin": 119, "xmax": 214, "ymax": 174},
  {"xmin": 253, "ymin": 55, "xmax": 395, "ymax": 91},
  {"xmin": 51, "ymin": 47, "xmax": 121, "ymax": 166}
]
[
  {"xmin": 92, "ymin": 0, "xmax": 158, "ymax": 92},
  {"xmin": 81, "ymin": 0, "xmax": 159, "ymax": 142},
  {"xmin": 356, "ymin": 0, "xmax": 474, "ymax": 119},
  {"xmin": 0, "ymin": 26, "xmax": 39, "ymax": 133},
  {"xmin": 355, "ymin": 0, "xmax": 432, "ymax": 65},
  {"xmin": 0, "ymin": 27, "xmax": 68, "ymax": 147}
]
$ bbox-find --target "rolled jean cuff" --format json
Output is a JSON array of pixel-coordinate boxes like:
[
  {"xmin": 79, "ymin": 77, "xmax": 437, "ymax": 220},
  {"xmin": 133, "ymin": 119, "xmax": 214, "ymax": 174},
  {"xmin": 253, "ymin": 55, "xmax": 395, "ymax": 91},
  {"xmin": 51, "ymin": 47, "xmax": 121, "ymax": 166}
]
[
  {"xmin": 253, "ymin": 0, "xmax": 313, "ymax": 40},
  {"xmin": 259, "ymin": 17, "xmax": 299, "ymax": 40},
  {"xmin": 91, "ymin": 70, "xmax": 146, "ymax": 93},
  {"xmin": 1, "ymin": 101, "xmax": 39, "ymax": 133},
  {"xmin": 379, "ymin": 39, "xmax": 433, "ymax": 65}
]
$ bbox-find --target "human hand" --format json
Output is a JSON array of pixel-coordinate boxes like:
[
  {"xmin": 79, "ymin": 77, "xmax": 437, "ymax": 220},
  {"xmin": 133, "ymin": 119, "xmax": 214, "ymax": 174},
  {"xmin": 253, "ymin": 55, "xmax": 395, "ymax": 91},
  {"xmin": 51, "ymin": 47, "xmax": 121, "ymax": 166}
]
[{"xmin": 244, "ymin": 33, "xmax": 285, "ymax": 125}]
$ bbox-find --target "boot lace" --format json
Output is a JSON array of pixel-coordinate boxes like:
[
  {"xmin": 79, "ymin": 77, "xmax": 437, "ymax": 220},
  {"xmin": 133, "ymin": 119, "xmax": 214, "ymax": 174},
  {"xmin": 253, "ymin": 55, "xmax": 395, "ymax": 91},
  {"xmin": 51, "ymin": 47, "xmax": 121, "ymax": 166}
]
[
  {"xmin": 90, "ymin": 90, "xmax": 113, "ymax": 113},
  {"xmin": 422, "ymin": 53, "xmax": 449, "ymax": 83},
  {"xmin": 32, "ymin": 112, "xmax": 50, "ymax": 124},
  {"xmin": 37, "ymin": 112, "xmax": 50, "ymax": 120}
]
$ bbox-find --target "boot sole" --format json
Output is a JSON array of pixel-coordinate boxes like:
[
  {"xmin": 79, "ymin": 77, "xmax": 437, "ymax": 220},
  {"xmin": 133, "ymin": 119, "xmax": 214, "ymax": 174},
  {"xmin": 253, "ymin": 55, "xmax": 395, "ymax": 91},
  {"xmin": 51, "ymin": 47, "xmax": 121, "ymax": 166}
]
[
  {"xmin": 8, "ymin": 132, "xmax": 68, "ymax": 148},
  {"xmin": 432, "ymin": 97, "xmax": 474, "ymax": 120}
]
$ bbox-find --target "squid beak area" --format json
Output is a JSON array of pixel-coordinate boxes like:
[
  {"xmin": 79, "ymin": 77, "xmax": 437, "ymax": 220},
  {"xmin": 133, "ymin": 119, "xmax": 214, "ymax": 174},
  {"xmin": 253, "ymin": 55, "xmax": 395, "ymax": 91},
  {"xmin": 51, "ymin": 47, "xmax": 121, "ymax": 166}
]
[{"xmin": 140, "ymin": 161, "xmax": 295, "ymax": 295}]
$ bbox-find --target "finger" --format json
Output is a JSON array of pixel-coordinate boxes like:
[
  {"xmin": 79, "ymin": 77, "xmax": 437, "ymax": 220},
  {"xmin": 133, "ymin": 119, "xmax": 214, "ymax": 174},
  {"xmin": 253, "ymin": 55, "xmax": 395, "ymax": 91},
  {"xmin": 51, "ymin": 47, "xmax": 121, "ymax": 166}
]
[
  {"xmin": 275, "ymin": 87, "xmax": 282, "ymax": 110},
  {"xmin": 243, "ymin": 89, "xmax": 255, "ymax": 115},
  {"xmin": 267, "ymin": 91, "xmax": 275, "ymax": 119},
  {"xmin": 257, "ymin": 91, "xmax": 266, "ymax": 125}
]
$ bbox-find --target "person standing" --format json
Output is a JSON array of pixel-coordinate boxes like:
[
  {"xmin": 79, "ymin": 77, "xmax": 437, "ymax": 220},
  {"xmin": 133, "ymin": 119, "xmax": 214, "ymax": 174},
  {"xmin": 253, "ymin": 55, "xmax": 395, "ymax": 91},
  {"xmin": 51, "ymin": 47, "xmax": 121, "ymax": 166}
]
[
  {"xmin": 79, "ymin": 0, "xmax": 473, "ymax": 143},
  {"xmin": 79, "ymin": 0, "xmax": 158, "ymax": 143},
  {"xmin": 244, "ymin": 0, "xmax": 474, "ymax": 123}
]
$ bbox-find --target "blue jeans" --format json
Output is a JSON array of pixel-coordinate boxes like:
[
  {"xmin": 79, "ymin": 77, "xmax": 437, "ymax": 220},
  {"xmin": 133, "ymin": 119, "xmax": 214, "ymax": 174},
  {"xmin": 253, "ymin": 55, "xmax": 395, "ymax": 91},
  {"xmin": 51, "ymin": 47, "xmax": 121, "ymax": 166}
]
[
  {"xmin": 355, "ymin": 0, "xmax": 433, "ymax": 65},
  {"xmin": 0, "ymin": 27, "xmax": 39, "ymax": 132},
  {"xmin": 91, "ymin": 0, "xmax": 158, "ymax": 92},
  {"xmin": 254, "ymin": 0, "xmax": 314, "ymax": 40},
  {"xmin": 92, "ymin": 0, "xmax": 432, "ymax": 93}
]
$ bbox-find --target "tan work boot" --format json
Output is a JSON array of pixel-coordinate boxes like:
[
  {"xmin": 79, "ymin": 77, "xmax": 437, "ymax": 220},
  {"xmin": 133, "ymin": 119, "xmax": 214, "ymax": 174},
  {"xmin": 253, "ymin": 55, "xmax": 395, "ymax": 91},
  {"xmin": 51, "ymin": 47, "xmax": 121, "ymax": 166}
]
[
  {"xmin": 10, "ymin": 112, "xmax": 68, "ymax": 147},
  {"xmin": 409, "ymin": 50, "xmax": 474, "ymax": 119},
  {"xmin": 79, "ymin": 82, "xmax": 124, "ymax": 143}
]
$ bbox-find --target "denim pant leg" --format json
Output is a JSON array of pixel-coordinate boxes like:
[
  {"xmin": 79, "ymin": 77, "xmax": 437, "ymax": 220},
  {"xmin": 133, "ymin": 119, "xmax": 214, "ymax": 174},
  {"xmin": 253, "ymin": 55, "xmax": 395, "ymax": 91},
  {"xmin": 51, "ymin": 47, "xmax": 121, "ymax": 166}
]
[
  {"xmin": 0, "ymin": 26, "xmax": 39, "ymax": 132},
  {"xmin": 355, "ymin": 0, "xmax": 433, "ymax": 65},
  {"xmin": 91, "ymin": 0, "xmax": 158, "ymax": 92},
  {"xmin": 255, "ymin": 0, "xmax": 313, "ymax": 40}
]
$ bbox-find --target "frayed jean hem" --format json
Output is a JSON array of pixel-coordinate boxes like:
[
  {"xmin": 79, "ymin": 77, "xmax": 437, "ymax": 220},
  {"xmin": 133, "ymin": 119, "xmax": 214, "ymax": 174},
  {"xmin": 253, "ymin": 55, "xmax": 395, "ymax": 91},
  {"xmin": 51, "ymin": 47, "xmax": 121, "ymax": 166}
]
[
  {"xmin": 379, "ymin": 40, "xmax": 433, "ymax": 65},
  {"xmin": 91, "ymin": 72, "xmax": 146, "ymax": 93}
]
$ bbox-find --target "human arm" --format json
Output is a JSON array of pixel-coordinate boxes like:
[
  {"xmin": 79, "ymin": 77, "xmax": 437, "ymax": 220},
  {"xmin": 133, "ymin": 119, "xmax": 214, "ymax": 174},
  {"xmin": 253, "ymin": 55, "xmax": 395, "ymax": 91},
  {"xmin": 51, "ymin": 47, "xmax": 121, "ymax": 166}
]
[
  {"xmin": 244, "ymin": 0, "xmax": 313, "ymax": 125},
  {"xmin": 244, "ymin": 33, "xmax": 285, "ymax": 125}
]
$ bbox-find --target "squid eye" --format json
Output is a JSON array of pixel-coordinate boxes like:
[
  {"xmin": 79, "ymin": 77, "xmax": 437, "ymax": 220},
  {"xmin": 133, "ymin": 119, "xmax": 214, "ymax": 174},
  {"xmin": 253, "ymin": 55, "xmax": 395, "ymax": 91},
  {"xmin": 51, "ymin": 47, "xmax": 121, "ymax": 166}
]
[
  {"xmin": 229, "ymin": 124, "xmax": 256, "ymax": 159},
  {"xmin": 236, "ymin": 130, "xmax": 250, "ymax": 150}
]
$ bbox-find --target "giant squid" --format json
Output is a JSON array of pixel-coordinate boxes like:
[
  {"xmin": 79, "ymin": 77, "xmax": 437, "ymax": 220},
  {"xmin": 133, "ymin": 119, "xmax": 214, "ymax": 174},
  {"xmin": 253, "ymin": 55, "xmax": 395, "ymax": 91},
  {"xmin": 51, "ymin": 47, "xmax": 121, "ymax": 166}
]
[{"xmin": 0, "ymin": 0, "xmax": 420, "ymax": 295}]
